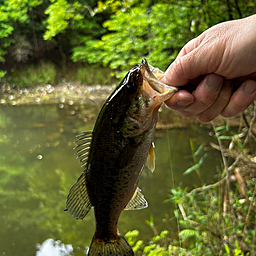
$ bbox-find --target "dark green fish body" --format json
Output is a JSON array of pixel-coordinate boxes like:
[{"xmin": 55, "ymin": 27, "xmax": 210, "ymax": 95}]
[{"xmin": 66, "ymin": 59, "xmax": 177, "ymax": 255}]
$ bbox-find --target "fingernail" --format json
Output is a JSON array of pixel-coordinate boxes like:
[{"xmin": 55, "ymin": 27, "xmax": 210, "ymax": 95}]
[
  {"xmin": 243, "ymin": 80, "xmax": 256, "ymax": 95},
  {"xmin": 207, "ymin": 74, "xmax": 224, "ymax": 91}
]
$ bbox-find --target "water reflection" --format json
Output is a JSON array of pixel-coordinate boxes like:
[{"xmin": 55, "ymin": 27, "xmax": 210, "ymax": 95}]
[
  {"xmin": 36, "ymin": 239, "xmax": 73, "ymax": 256},
  {"xmin": 0, "ymin": 104, "xmax": 221, "ymax": 255}
]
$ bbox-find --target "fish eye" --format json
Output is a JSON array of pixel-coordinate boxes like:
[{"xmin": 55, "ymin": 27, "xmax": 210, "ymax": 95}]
[{"xmin": 126, "ymin": 82, "xmax": 137, "ymax": 95}]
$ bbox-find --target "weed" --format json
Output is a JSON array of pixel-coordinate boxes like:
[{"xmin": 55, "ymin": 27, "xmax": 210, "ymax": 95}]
[
  {"xmin": 5, "ymin": 61, "xmax": 56, "ymax": 87},
  {"xmin": 72, "ymin": 65, "xmax": 118, "ymax": 85},
  {"xmin": 126, "ymin": 104, "xmax": 256, "ymax": 255}
]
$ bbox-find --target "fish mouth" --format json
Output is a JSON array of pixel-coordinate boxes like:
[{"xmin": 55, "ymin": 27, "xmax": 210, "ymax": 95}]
[{"xmin": 140, "ymin": 59, "xmax": 177, "ymax": 102}]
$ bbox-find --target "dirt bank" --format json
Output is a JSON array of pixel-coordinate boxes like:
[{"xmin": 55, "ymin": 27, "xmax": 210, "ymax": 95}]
[{"xmin": 0, "ymin": 82, "xmax": 242, "ymax": 129}]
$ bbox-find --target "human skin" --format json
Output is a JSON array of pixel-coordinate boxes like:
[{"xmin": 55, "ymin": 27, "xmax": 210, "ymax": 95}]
[{"xmin": 162, "ymin": 14, "xmax": 256, "ymax": 122}]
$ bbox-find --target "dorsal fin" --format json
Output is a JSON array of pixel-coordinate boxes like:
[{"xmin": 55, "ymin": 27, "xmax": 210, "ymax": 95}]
[
  {"xmin": 65, "ymin": 172, "xmax": 92, "ymax": 219},
  {"xmin": 74, "ymin": 131, "xmax": 93, "ymax": 170},
  {"xmin": 124, "ymin": 187, "xmax": 148, "ymax": 210},
  {"xmin": 65, "ymin": 131, "xmax": 93, "ymax": 220},
  {"xmin": 145, "ymin": 142, "xmax": 155, "ymax": 173}
]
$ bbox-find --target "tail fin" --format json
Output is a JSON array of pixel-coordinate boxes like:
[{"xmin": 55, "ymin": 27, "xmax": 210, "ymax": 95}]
[{"xmin": 88, "ymin": 234, "xmax": 134, "ymax": 256}]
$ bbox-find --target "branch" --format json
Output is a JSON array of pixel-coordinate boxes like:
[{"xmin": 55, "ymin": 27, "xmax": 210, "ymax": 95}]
[{"xmin": 180, "ymin": 176, "xmax": 227, "ymax": 200}]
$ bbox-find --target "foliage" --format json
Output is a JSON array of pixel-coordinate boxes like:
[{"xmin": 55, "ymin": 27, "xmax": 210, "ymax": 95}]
[
  {"xmin": 0, "ymin": 0, "xmax": 256, "ymax": 82},
  {"xmin": 71, "ymin": 0, "xmax": 256, "ymax": 77},
  {"xmin": 123, "ymin": 107, "xmax": 256, "ymax": 255},
  {"xmin": 164, "ymin": 178, "xmax": 256, "ymax": 255},
  {"xmin": 73, "ymin": 65, "xmax": 118, "ymax": 85},
  {"xmin": 6, "ymin": 61, "xmax": 57, "ymax": 87},
  {"xmin": 0, "ymin": 0, "xmax": 43, "ymax": 64},
  {"xmin": 165, "ymin": 110, "xmax": 256, "ymax": 255},
  {"xmin": 183, "ymin": 140, "xmax": 207, "ymax": 182},
  {"xmin": 125, "ymin": 227, "xmax": 177, "ymax": 256},
  {"xmin": 72, "ymin": 2, "xmax": 197, "ymax": 77}
]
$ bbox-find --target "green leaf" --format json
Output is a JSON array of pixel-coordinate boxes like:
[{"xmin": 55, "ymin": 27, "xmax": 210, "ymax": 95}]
[
  {"xmin": 183, "ymin": 163, "xmax": 200, "ymax": 176},
  {"xmin": 214, "ymin": 126, "xmax": 226, "ymax": 132},
  {"xmin": 194, "ymin": 144, "xmax": 204, "ymax": 157},
  {"xmin": 198, "ymin": 153, "xmax": 207, "ymax": 166},
  {"xmin": 224, "ymin": 243, "xmax": 230, "ymax": 254},
  {"xmin": 218, "ymin": 136, "xmax": 232, "ymax": 140},
  {"xmin": 179, "ymin": 229, "xmax": 199, "ymax": 239},
  {"xmin": 160, "ymin": 230, "xmax": 169, "ymax": 239}
]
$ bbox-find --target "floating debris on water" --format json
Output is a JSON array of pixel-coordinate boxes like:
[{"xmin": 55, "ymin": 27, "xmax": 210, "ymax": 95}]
[{"xmin": 37, "ymin": 154, "xmax": 43, "ymax": 160}]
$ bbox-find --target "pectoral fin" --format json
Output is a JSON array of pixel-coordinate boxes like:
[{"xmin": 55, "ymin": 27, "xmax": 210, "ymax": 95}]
[
  {"xmin": 124, "ymin": 187, "xmax": 148, "ymax": 210},
  {"xmin": 145, "ymin": 142, "xmax": 155, "ymax": 173},
  {"xmin": 65, "ymin": 172, "xmax": 92, "ymax": 219}
]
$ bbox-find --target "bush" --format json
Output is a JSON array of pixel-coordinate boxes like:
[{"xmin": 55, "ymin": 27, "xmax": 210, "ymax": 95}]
[
  {"xmin": 73, "ymin": 65, "xmax": 118, "ymax": 85},
  {"xmin": 126, "ymin": 107, "xmax": 256, "ymax": 255},
  {"xmin": 5, "ymin": 61, "xmax": 57, "ymax": 87}
]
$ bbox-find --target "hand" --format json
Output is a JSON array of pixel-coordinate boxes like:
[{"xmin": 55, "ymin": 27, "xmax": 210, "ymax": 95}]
[{"xmin": 161, "ymin": 14, "xmax": 256, "ymax": 122}]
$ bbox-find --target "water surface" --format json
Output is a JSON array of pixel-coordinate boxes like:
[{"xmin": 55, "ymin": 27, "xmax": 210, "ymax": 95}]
[{"xmin": 0, "ymin": 103, "xmax": 222, "ymax": 255}]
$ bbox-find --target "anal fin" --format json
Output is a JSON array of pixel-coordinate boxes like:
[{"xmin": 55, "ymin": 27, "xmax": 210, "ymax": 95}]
[
  {"xmin": 124, "ymin": 187, "xmax": 148, "ymax": 210},
  {"xmin": 65, "ymin": 172, "xmax": 92, "ymax": 219}
]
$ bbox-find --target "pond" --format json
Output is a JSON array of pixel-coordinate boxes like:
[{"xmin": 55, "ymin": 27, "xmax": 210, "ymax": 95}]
[{"xmin": 0, "ymin": 102, "xmax": 223, "ymax": 256}]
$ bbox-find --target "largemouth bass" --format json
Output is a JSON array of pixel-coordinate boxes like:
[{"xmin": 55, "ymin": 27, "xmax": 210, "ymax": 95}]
[{"xmin": 65, "ymin": 59, "xmax": 177, "ymax": 256}]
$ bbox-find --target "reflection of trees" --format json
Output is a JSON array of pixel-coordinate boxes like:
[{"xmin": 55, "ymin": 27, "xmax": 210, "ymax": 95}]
[
  {"xmin": 0, "ymin": 151, "xmax": 48, "ymax": 255},
  {"xmin": 0, "ymin": 105, "xmax": 97, "ymax": 255},
  {"xmin": 0, "ymin": 145, "xmax": 96, "ymax": 255},
  {"xmin": 0, "ymin": 104, "xmax": 222, "ymax": 256}
]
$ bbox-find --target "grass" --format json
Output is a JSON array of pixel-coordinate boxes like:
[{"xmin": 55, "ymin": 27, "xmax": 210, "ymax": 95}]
[
  {"xmin": 72, "ymin": 65, "xmax": 118, "ymax": 85},
  {"xmin": 125, "ymin": 111, "xmax": 256, "ymax": 256},
  {"xmin": 5, "ymin": 61, "xmax": 57, "ymax": 87},
  {"xmin": 3, "ymin": 62, "xmax": 118, "ymax": 88}
]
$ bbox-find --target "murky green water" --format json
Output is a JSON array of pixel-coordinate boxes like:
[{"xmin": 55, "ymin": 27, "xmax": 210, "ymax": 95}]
[{"xmin": 0, "ymin": 103, "xmax": 222, "ymax": 255}]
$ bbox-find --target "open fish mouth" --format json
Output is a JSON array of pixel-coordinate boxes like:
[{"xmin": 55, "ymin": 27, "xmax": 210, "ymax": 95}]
[{"xmin": 140, "ymin": 58, "xmax": 177, "ymax": 99}]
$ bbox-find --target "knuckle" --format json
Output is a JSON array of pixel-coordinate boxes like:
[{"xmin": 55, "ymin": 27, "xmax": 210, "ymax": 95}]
[
  {"xmin": 221, "ymin": 111, "xmax": 233, "ymax": 118},
  {"xmin": 173, "ymin": 58, "xmax": 185, "ymax": 78},
  {"xmin": 221, "ymin": 107, "xmax": 236, "ymax": 118},
  {"xmin": 198, "ymin": 96, "xmax": 216, "ymax": 108}
]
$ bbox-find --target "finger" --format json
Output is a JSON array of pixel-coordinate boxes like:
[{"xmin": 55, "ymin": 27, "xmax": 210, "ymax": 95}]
[
  {"xmin": 176, "ymin": 37, "xmax": 202, "ymax": 59},
  {"xmin": 221, "ymin": 80, "xmax": 256, "ymax": 117},
  {"xmin": 162, "ymin": 41, "xmax": 218, "ymax": 86},
  {"xmin": 177, "ymin": 74, "xmax": 224, "ymax": 117},
  {"xmin": 164, "ymin": 90, "xmax": 194, "ymax": 110},
  {"xmin": 196, "ymin": 79, "xmax": 234, "ymax": 122}
]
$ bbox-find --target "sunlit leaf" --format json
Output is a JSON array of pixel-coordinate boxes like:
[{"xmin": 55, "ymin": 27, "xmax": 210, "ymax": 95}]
[
  {"xmin": 183, "ymin": 163, "xmax": 200, "ymax": 176},
  {"xmin": 195, "ymin": 144, "xmax": 204, "ymax": 157},
  {"xmin": 179, "ymin": 229, "xmax": 199, "ymax": 239}
]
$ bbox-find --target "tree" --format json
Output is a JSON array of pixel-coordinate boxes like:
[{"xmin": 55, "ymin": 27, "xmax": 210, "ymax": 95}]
[{"xmin": 70, "ymin": 0, "xmax": 256, "ymax": 77}]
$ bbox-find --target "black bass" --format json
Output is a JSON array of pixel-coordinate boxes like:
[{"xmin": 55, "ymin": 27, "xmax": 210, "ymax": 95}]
[{"xmin": 65, "ymin": 59, "xmax": 177, "ymax": 256}]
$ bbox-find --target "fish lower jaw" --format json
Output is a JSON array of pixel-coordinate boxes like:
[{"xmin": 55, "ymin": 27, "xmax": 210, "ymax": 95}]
[{"xmin": 153, "ymin": 90, "xmax": 177, "ymax": 104}]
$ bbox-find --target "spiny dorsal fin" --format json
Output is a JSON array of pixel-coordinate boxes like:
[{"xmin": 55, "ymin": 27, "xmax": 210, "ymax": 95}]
[
  {"xmin": 124, "ymin": 187, "xmax": 148, "ymax": 210},
  {"xmin": 65, "ymin": 172, "xmax": 92, "ymax": 219},
  {"xmin": 145, "ymin": 142, "xmax": 155, "ymax": 173},
  {"xmin": 74, "ymin": 131, "xmax": 93, "ymax": 170}
]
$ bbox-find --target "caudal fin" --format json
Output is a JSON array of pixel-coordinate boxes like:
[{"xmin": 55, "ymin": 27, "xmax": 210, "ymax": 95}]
[{"xmin": 88, "ymin": 234, "xmax": 134, "ymax": 256}]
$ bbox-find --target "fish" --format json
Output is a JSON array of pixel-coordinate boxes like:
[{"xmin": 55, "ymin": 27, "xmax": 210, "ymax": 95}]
[{"xmin": 65, "ymin": 59, "xmax": 177, "ymax": 256}]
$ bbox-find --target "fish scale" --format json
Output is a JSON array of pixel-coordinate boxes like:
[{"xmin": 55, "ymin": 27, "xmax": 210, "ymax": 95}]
[{"xmin": 65, "ymin": 59, "xmax": 177, "ymax": 256}]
